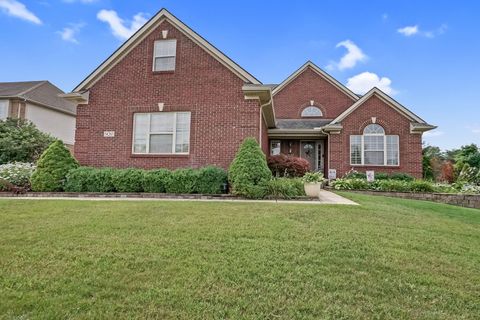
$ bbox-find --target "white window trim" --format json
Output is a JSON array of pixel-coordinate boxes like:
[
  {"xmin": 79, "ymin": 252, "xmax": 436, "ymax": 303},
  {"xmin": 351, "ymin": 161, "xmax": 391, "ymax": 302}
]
[
  {"xmin": 350, "ymin": 131, "xmax": 400, "ymax": 166},
  {"xmin": 301, "ymin": 106, "xmax": 323, "ymax": 117},
  {"xmin": 132, "ymin": 112, "xmax": 190, "ymax": 155},
  {"xmin": 270, "ymin": 140, "xmax": 281, "ymax": 155},
  {"xmin": 152, "ymin": 39, "xmax": 177, "ymax": 72},
  {"xmin": 0, "ymin": 100, "xmax": 9, "ymax": 120}
]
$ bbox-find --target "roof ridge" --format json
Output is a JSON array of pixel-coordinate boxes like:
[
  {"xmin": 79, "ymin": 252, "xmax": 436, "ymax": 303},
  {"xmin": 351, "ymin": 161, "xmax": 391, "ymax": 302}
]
[{"xmin": 18, "ymin": 80, "xmax": 48, "ymax": 96}]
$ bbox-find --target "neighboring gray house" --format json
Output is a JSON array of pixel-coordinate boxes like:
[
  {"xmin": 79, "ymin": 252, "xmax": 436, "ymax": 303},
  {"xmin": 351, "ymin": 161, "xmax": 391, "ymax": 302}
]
[{"xmin": 0, "ymin": 81, "xmax": 76, "ymax": 146}]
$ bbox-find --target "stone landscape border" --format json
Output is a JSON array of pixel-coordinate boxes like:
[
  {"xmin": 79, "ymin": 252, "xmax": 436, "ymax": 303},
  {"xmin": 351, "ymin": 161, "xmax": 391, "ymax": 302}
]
[
  {"xmin": 0, "ymin": 190, "xmax": 358, "ymax": 205},
  {"xmin": 344, "ymin": 190, "xmax": 480, "ymax": 209}
]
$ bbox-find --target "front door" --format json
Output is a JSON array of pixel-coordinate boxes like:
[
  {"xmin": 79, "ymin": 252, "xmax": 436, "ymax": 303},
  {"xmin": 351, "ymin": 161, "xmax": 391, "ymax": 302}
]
[
  {"xmin": 300, "ymin": 141, "xmax": 316, "ymax": 171},
  {"xmin": 300, "ymin": 141, "xmax": 324, "ymax": 172}
]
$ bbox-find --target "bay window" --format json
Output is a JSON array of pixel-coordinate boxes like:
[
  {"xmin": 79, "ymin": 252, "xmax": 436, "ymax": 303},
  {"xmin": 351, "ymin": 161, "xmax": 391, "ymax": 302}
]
[
  {"xmin": 133, "ymin": 112, "xmax": 191, "ymax": 154},
  {"xmin": 350, "ymin": 124, "xmax": 399, "ymax": 166}
]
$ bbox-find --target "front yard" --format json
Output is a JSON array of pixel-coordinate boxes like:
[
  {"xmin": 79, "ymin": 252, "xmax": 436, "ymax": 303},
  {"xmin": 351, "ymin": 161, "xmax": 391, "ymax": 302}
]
[{"xmin": 0, "ymin": 194, "xmax": 479, "ymax": 319}]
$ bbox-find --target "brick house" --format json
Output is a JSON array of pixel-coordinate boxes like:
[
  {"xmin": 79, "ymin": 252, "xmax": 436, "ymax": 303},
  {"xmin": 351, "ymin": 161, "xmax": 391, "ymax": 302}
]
[
  {"xmin": 0, "ymin": 81, "xmax": 76, "ymax": 146},
  {"xmin": 63, "ymin": 8, "xmax": 435, "ymax": 178}
]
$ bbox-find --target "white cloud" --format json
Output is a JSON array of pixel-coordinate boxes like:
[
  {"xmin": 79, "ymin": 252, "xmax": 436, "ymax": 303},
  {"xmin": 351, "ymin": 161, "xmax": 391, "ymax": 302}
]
[
  {"xmin": 423, "ymin": 130, "xmax": 444, "ymax": 138},
  {"xmin": 0, "ymin": 0, "xmax": 41, "ymax": 24},
  {"xmin": 398, "ymin": 24, "xmax": 448, "ymax": 38},
  {"xmin": 397, "ymin": 25, "xmax": 418, "ymax": 36},
  {"xmin": 327, "ymin": 40, "xmax": 367, "ymax": 71},
  {"xmin": 97, "ymin": 9, "xmax": 147, "ymax": 40},
  {"xmin": 382, "ymin": 13, "xmax": 388, "ymax": 21},
  {"xmin": 346, "ymin": 72, "xmax": 396, "ymax": 95},
  {"xmin": 57, "ymin": 23, "xmax": 84, "ymax": 44}
]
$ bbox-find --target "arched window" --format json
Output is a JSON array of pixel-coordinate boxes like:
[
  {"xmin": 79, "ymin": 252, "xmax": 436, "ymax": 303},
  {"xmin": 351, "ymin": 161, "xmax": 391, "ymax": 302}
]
[
  {"xmin": 350, "ymin": 124, "xmax": 399, "ymax": 166},
  {"xmin": 301, "ymin": 106, "xmax": 323, "ymax": 117},
  {"xmin": 363, "ymin": 124, "xmax": 385, "ymax": 135}
]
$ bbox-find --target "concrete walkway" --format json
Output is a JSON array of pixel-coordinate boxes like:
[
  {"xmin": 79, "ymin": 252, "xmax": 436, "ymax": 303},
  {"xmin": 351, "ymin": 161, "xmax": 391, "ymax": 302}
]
[{"xmin": 0, "ymin": 190, "xmax": 357, "ymax": 205}]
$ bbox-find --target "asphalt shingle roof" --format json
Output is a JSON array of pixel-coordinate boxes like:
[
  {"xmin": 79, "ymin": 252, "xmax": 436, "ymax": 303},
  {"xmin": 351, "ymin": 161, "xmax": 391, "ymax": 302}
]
[
  {"xmin": 275, "ymin": 119, "xmax": 333, "ymax": 129},
  {"xmin": 0, "ymin": 81, "xmax": 76, "ymax": 115}
]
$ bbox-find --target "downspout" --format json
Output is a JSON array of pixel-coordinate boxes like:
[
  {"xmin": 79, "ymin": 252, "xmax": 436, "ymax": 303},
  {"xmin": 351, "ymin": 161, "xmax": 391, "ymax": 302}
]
[
  {"xmin": 320, "ymin": 128, "xmax": 331, "ymax": 178},
  {"xmin": 258, "ymin": 98, "xmax": 272, "ymax": 148},
  {"xmin": 19, "ymin": 97, "xmax": 27, "ymax": 118}
]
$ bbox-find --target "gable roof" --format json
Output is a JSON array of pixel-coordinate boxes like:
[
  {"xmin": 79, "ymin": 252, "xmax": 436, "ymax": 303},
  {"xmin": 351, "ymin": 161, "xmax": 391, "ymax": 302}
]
[
  {"xmin": 271, "ymin": 61, "xmax": 359, "ymax": 101},
  {"xmin": 330, "ymin": 87, "xmax": 427, "ymax": 124},
  {"xmin": 73, "ymin": 8, "xmax": 260, "ymax": 92},
  {"xmin": 0, "ymin": 81, "xmax": 76, "ymax": 115}
]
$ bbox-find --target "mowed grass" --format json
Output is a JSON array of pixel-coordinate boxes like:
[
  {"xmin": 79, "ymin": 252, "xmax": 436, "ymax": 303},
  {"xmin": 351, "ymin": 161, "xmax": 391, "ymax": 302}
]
[{"xmin": 0, "ymin": 194, "xmax": 479, "ymax": 319}]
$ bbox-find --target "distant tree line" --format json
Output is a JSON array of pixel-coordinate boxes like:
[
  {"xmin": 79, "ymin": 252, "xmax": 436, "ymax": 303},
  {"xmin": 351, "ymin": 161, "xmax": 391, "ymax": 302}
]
[{"xmin": 423, "ymin": 143, "xmax": 480, "ymax": 184}]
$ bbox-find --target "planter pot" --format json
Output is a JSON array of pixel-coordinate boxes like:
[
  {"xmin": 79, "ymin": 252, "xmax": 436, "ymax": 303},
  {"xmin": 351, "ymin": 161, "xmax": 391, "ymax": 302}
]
[{"xmin": 304, "ymin": 182, "xmax": 322, "ymax": 197}]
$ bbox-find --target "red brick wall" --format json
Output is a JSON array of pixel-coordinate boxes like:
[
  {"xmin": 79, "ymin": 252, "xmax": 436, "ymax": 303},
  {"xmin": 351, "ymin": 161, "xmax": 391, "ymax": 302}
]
[
  {"xmin": 329, "ymin": 94, "xmax": 423, "ymax": 178},
  {"xmin": 273, "ymin": 67, "xmax": 356, "ymax": 119},
  {"xmin": 75, "ymin": 20, "xmax": 261, "ymax": 170}
]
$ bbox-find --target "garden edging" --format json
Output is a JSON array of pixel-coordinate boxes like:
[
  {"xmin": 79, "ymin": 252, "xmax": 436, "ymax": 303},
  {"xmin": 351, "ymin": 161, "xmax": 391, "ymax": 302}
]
[{"xmin": 339, "ymin": 189, "xmax": 480, "ymax": 209}]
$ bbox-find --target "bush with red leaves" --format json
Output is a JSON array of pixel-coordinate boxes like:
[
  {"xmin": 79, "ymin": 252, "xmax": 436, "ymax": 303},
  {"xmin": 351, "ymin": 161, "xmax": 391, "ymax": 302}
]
[
  {"xmin": 267, "ymin": 154, "xmax": 310, "ymax": 177},
  {"xmin": 440, "ymin": 161, "xmax": 455, "ymax": 183}
]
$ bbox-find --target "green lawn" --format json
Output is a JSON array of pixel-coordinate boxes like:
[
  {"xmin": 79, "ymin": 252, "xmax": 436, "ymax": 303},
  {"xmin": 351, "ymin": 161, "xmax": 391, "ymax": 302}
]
[{"xmin": 0, "ymin": 194, "xmax": 479, "ymax": 319}]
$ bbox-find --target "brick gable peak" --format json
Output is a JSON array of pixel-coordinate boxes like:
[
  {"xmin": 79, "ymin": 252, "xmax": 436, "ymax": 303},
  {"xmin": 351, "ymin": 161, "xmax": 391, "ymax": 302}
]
[
  {"xmin": 272, "ymin": 61, "xmax": 359, "ymax": 101},
  {"xmin": 72, "ymin": 8, "xmax": 261, "ymax": 93}
]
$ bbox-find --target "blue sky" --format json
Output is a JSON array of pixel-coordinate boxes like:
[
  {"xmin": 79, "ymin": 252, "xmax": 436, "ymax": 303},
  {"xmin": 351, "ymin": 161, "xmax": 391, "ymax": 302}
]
[{"xmin": 0, "ymin": 0, "xmax": 479, "ymax": 150}]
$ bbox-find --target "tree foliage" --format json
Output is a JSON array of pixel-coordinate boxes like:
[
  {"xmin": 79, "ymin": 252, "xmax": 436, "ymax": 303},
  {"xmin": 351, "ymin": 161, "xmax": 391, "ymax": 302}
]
[{"xmin": 0, "ymin": 118, "xmax": 55, "ymax": 164}]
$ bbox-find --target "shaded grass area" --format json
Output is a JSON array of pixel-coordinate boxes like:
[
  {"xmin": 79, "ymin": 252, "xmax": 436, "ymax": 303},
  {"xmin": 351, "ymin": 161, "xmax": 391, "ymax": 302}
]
[{"xmin": 0, "ymin": 193, "xmax": 479, "ymax": 319}]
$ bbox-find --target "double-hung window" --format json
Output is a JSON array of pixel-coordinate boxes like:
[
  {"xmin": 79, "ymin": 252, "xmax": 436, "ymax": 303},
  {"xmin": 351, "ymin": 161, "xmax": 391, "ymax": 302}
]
[
  {"xmin": 153, "ymin": 39, "xmax": 177, "ymax": 71},
  {"xmin": 0, "ymin": 100, "xmax": 8, "ymax": 120},
  {"xmin": 133, "ymin": 112, "xmax": 191, "ymax": 154},
  {"xmin": 350, "ymin": 124, "xmax": 399, "ymax": 166}
]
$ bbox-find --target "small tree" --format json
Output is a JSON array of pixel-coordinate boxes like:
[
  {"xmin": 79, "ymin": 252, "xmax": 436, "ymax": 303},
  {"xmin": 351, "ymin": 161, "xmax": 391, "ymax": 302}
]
[
  {"xmin": 228, "ymin": 137, "xmax": 271, "ymax": 198},
  {"xmin": 0, "ymin": 118, "xmax": 54, "ymax": 164},
  {"xmin": 31, "ymin": 140, "xmax": 79, "ymax": 191}
]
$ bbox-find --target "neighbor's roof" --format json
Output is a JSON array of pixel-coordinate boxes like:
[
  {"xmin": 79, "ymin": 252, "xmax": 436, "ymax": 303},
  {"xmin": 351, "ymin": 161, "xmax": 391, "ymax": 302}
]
[
  {"xmin": 0, "ymin": 81, "xmax": 76, "ymax": 115},
  {"xmin": 276, "ymin": 119, "xmax": 333, "ymax": 129}
]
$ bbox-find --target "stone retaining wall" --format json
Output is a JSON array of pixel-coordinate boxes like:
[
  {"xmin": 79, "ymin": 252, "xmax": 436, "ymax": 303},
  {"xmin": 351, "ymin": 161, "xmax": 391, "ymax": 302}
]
[{"xmin": 346, "ymin": 190, "xmax": 480, "ymax": 209}]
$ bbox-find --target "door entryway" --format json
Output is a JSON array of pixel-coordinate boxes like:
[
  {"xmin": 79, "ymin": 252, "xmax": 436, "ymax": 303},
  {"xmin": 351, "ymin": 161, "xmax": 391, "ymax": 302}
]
[{"xmin": 300, "ymin": 140, "xmax": 324, "ymax": 172}]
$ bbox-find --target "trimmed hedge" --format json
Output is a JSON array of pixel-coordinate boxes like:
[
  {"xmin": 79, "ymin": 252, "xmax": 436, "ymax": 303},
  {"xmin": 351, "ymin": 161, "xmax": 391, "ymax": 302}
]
[
  {"xmin": 31, "ymin": 140, "xmax": 78, "ymax": 192},
  {"xmin": 112, "ymin": 168, "xmax": 145, "ymax": 193},
  {"xmin": 165, "ymin": 168, "xmax": 198, "ymax": 194},
  {"xmin": 142, "ymin": 169, "xmax": 171, "ymax": 193},
  {"xmin": 65, "ymin": 166, "xmax": 227, "ymax": 194},
  {"xmin": 65, "ymin": 167, "xmax": 116, "ymax": 192},
  {"xmin": 196, "ymin": 166, "xmax": 228, "ymax": 194}
]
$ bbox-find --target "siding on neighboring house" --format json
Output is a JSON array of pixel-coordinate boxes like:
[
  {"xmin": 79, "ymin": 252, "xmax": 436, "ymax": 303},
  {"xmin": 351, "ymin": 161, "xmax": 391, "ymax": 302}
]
[{"xmin": 25, "ymin": 103, "xmax": 76, "ymax": 145}]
